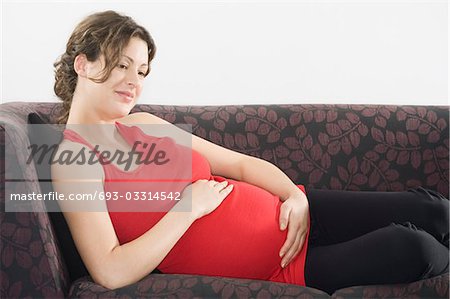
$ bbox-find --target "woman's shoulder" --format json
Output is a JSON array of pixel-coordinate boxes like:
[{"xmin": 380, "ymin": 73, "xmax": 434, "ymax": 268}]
[
  {"xmin": 56, "ymin": 137, "xmax": 90, "ymax": 154},
  {"xmin": 51, "ymin": 139, "xmax": 104, "ymax": 181},
  {"xmin": 118, "ymin": 112, "xmax": 170, "ymax": 125}
]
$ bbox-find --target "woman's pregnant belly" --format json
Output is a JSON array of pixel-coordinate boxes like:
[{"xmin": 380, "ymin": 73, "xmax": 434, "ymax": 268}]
[{"xmin": 157, "ymin": 176, "xmax": 287, "ymax": 280}]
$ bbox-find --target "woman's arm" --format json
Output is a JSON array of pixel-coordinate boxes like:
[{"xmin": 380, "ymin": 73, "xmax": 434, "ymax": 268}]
[
  {"xmin": 122, "ymin": 112, "xmax": 304, "ymax": 200},
  {"xmin": 51, "ymin": 142, "xmax": 232, "ymax": 289},
  {"xmin": 60, "ymin": 206, "xmax": 195, "ymax": 289}
]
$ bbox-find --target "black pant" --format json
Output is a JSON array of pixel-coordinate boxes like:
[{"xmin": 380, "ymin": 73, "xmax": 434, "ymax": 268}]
[{"xmin": 304, "ymin": 187, "xmax": 449, "ymax": 295}]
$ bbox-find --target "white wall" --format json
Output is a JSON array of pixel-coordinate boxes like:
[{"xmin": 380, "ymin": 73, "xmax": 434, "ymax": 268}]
[{"xmin": 1, "ymin": 0, "xmax": 448, "ymax": 105}]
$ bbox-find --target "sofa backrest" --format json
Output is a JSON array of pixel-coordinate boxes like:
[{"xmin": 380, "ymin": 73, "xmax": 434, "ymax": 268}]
[
  {"xmin": 1, "ymin": 102, "xmax": 449, "ymax": 298},
  {"xmin": 130, "ymin": 104, "xmax": 448, "ymax": 196}
]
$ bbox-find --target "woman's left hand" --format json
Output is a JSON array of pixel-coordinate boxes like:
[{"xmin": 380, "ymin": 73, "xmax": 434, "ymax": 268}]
[{"xmin": 278, "ymin": 194, "xmax": 309, "ymax": 268}]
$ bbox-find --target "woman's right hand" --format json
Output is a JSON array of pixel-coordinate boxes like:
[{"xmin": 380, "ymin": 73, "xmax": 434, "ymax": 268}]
[{"xmin": 181, "ymin": 179, "xmax": 234, "ymax": 220}]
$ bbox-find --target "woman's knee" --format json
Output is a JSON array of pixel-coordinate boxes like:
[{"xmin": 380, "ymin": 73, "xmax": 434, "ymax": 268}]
[
  {"xmin": 408, "ymin": 187, "xmax": 449, "ymax": 212},
  {"xmin": 428, "ymin": 197, "xmax": 449, "ymax": 225},
  {"xmin": 387, "ymin": 222, "xmax": 448, "ymax": 278},
  {"xmin": 427, "ymin": 199, "xmax": 450, "ymax": 247},
  {"xmin": 408, "ymin": 188, "xmax": 449, "ymax": 241}
]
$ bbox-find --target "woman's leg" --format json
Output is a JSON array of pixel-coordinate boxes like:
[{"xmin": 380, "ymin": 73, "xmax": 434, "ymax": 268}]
[
  {"xmin": 306, "ymin": 187, "xmax": 449, "ymax": 247},
  {"xmin": 304, "ymin": 222, "xmax": 449, "ymax": 295}
]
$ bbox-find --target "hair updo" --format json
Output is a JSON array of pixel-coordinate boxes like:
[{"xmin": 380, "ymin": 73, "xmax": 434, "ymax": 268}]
[{"xmin": 53, "ymin": 10, "xmax": 156, "ymax": 124}]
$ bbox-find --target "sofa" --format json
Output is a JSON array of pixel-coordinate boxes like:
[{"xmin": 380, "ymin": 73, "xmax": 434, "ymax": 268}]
[{"xmin": 1, "ymin": 102, "xmax": 448, "ymax": 299}]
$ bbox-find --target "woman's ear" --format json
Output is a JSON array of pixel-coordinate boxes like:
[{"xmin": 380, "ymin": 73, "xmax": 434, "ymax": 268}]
[{"xmin": 74, "ymin": 54, "xmax": 88, "ymax": 77}]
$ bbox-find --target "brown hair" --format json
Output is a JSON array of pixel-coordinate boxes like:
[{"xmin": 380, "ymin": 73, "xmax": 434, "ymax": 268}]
[{"xmin": 54, "ymin": 10, "xmax": 156, "ymax": 124}]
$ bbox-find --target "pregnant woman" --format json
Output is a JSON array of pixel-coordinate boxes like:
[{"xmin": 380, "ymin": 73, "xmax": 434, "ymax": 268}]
[{"xmin": 51, "ymin": 10, "xmax": 449, "ymax": 295}]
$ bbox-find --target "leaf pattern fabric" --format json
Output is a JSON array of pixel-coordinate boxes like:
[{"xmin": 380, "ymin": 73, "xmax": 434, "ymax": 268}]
[{"xmin": 133, "ymin": 104, "xmax": 449, "ymax": 197}]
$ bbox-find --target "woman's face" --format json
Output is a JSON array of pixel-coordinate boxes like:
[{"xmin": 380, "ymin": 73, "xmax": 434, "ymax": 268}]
[{"xmin": 83, "ymin": 37, "xmax": 149, "ymax": 120}]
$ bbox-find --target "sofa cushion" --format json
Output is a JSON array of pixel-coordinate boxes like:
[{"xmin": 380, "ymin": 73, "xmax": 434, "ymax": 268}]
[
  {"xmin": 69, "ymin": 274, "xmax": 331, "ymax": 298},
  {"xmin": 331, "ymin": 272, "xmax": 449, "ymax": 298},
  {"xmin": 27, "ymin": 112, "xmax": 90, "ymax": 282}
]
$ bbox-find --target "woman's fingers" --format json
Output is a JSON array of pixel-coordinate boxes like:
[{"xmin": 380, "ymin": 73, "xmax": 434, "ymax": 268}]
[
  {"xmin": 219, "ymin": 184, "xmax": 234, "ymax": 196},
  {"xmin": 277, "ymin": 195, "xmax": 310, "ymax": 267},
  {"xmin": 279, "ymin": 219, "xmax": 297, "ymax": 258},
  {"xmin": 279, "ymin": 204, "xmax": 291, "ymax": 231},
  {"xmin": 282, "ymin": 231, "xmax": 307, "ymax": 267},
  {"xmin": 295, "ymin": 232, "xmax": 307, "ymax": 258},
  {"xmin": 281, "ymin": 231, "xmax": 301, "ymax": 267},
  {"xmin": 207, "ymin": 180, "xmax": 228, "ymax": 188},
  {"xmin": 207, "ymin": 180, "xmax": 233, "ymax": 198},
  {"xmin": 278, "ymin": 205, "xmax": 292, "ymax": 257},
  {"xmin": 207, "ymin": 180, "xmax": 218, "ymax": 186},
  {"xmin": 190, "ymin": 180, "xmax": 233, "ymax": 219},
  {"xmin": 214, "ymin": 180, "xmax": 228, "ymax": 188},
  {"xmin": 280, "ymin": 220, "xmax": 300, "ymax": 265}
]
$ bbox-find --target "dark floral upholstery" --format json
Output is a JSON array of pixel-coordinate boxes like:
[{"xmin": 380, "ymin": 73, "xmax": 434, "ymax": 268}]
[
  {"xmin": 331, "ymin": 273, "xmax": 449, "ymax": 299},
  {"xmin": 70, "ymin": 274, "xmax": 330, "ymax": 298},
  {"xmin": 132, "ymin": 104, "xmax": 449, "ymax": 196},
  {"xmin": 1, "ymin": 102, "xmax": 448, "ymax": 298}
]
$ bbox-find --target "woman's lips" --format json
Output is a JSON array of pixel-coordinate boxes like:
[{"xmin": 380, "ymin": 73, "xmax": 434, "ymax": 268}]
[{"xmin": 115, "ymin": 91, "xmax": 134, "ymax": 103}]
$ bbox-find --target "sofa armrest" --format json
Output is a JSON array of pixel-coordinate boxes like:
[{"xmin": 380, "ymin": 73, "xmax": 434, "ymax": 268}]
[{"xmin": 1, "ymin": 103, "xmax": 70, "ymax": 298}]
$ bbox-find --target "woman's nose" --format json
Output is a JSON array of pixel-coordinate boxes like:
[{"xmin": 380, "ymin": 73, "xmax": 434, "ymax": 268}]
[{"xmin": 126, "ymin": 70, "xmax": 139, "ymax": 87}]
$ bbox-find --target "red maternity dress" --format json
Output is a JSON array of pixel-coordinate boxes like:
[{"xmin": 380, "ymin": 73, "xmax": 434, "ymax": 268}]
[{"xmin": 63, "ymin": 121, "xmax": 310, "ymax": 285}]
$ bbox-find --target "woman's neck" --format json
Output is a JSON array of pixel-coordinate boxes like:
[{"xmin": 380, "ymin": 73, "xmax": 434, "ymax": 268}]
[
  {"xmin": 65, "ymin": 96, "xmax": 120, "ymax": 145},
  {"xmin": 67, "ymin": 103, "xmax": 115, "ymax": 125}
]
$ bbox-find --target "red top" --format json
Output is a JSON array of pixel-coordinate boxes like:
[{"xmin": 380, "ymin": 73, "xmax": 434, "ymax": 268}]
[{"xmin": 63, "ymin": 121, "xmax": 309, "ymax": 285}]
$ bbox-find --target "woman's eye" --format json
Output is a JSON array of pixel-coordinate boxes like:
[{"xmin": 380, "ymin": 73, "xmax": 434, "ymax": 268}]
[
  {"xmin": 138, "ymin": 71, "xmax": 146, "ymax": 77},
  {"xmin": 118, "ymin": 64, "xmax": 128, "ymax": 69}
]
